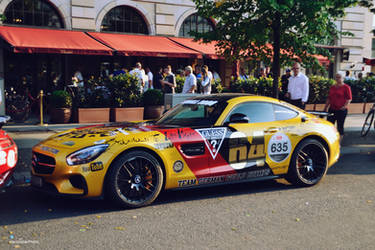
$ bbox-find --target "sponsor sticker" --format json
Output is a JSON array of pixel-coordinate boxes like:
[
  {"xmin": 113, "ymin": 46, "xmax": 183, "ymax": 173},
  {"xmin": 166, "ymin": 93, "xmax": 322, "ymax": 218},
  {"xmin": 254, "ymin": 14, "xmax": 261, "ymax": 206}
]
[
  {"xmin": 267, "ymin": 132, "xmax": 292, "ymax": 162},
  {"xmin": 195, "ymin": 128, "xmax": 227, "ymax": 159},
  {"xmin": 90, "ymin": 162, "xmax": 104, "ymax": 172}
]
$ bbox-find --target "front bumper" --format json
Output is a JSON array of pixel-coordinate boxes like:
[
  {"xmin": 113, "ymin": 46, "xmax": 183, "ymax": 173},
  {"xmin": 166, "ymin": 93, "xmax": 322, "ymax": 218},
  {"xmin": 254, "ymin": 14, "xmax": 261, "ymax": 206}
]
[{"xmin": 31, "ymin": 149, "xmax": 109, "ymax": 197}]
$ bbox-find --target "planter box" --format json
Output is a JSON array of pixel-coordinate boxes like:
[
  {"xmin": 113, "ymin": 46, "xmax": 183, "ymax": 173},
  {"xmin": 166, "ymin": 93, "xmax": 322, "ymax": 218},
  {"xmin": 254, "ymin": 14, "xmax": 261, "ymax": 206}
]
[
  {"xmin": 50, "ymin": 108, "xmax": 72, "ymax": 123},
  {"xmin": 305, "ymin": 104, "xmax": 314, "ymax": 111},
  {"xmin": 110, "ymin": 107, "xmax": 144, "ymax": 122},
  {"xmin": 364, "ymin": 103, "xmax": 374, "ymax": 113},
  {"xmin": 347, "ymin": 103, "xmax": 365, "ymax": 114},
  {"xmin": 313, "ymin": 103, "xmax": 366, "ymax": 114},
  {"xmin": 144, "ymin": 105, "xmax": 164, "ymax": 120},
  {"xmin": 314, "ymin": 104, "xmax": 325, "ymax": 111},
  {"xmin": 77, "ymin": 108, "xmax": 110, "ymax": 123}
]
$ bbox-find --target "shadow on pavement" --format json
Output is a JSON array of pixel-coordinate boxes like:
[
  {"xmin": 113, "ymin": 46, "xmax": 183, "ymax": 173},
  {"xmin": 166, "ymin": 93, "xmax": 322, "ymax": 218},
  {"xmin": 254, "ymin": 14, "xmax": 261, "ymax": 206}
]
[
  {"xmin": 0, "ymin": 179, "xmax": 294, "ymax": 226},
  {"xmin": 327, "ymin": 152, "xmax": 375, "ymax": 175}
]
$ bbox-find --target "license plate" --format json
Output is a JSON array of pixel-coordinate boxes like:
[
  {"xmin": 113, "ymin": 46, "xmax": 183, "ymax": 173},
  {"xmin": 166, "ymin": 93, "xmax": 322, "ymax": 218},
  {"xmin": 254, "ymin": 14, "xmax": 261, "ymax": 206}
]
[{"xmin": 31, "ymin": 175, "xmax": 43, "ymax": 188}]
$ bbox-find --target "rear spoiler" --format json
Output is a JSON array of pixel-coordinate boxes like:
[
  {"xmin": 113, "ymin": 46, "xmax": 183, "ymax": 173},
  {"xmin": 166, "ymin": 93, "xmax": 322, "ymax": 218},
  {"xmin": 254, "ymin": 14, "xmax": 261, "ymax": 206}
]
[{"xmin": 306, "ymin": 111, "xmax": 332, "ymax": 118}]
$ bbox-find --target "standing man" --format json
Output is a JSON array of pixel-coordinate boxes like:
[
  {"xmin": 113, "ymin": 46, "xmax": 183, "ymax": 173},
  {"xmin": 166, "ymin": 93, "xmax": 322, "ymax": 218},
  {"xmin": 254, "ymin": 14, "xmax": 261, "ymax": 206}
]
[
  {"xmin": 182, "ymin": 66, "xmax": 196, "ymax": 94},
  {"xmin": 280, "ymin": 69, "xmax": 291, "ymax": 100},
  {"xmin": 153, "ymin": 67, "xmax": 163, "ymax": 90},
  {"xmin": 129, "ymin": 62, "xmax": 145, "ymax": 93},
  {"xmin": 286, "ymin": 62, "xmax": 309, "ymax": 109},
  {"xmin": 161, "ymin": 66, "xmax": 176, "ymax": 94},
  {"xmin": 145, "ymin": 67, "xmax": 153, "ymax": 90}
]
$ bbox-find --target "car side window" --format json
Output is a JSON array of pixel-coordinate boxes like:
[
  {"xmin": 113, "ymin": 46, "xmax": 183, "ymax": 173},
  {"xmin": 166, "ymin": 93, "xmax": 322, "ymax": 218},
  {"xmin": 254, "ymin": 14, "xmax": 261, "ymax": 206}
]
[
  {"xmin": 273, "ymin": 104, "xmax": 298, "ymax": 121},
  {"xmin": 225, "ymin": 102, "xmax": 275, "ymax": 124}
]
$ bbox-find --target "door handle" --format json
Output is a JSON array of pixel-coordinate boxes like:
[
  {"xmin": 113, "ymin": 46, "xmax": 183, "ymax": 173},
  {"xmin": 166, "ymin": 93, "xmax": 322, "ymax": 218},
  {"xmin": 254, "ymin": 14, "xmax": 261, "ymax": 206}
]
[{"xmin": 265, "ymin": 127, "xmax": 279, "ymax": 133}]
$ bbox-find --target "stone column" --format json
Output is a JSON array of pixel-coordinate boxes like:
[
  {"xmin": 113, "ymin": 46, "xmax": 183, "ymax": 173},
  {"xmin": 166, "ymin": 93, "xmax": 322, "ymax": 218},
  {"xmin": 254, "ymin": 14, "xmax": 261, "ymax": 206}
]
[{"xmin": 71, "ymin": 0, "xmax": 96, "ymax": 30}]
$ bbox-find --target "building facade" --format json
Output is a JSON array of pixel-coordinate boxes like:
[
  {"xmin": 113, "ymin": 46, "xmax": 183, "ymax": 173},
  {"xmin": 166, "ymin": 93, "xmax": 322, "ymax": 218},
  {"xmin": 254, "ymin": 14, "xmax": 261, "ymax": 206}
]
[
  {"xmin": 0, "ymin": 0, "xmax": 373, "ymax": 116},
  {"xmin": 0, "ymin": 0, "xmax": 201, "ymax": 36},
  {"xmin": 338, "ymin": 4, "xmax": 374, "ymax": 76}
]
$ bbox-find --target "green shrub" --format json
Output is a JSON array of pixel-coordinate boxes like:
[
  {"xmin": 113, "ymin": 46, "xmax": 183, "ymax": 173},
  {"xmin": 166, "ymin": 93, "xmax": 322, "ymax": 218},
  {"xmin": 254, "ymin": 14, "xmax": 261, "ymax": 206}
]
[
  {"xmin": 49, "ymin": 90, "xmax": 72, "ymax": 108},
  {"xmin": 343, "ymin": 77, "xmax": 375, "ymax": 103},
  {"xmin": 143, "ymin": 89, "xmax": 164, "ymax": 106},
  {"xmin": 175, "ymin": 75, "xmax": 185, "ymax": 93},
  {"xmin": 212, "ymin": 79, "xmax": 224, "ymax": 93},
  {"xmin": 308, "ymin": 75, "xmax": 334, "ymax": 104},
  {"xmin": 228, "ymin": 76, "xmax": 276, "ymax": 97},
  {"xmin": 107, "ymin": 73, "xmax": 142, "ymax": 107}
]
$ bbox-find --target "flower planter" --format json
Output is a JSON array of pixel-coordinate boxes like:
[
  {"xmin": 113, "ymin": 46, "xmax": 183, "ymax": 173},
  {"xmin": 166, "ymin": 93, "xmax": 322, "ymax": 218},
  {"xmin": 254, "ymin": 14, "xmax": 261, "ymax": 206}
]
[
  {"xmin": 347, "ymin": 103, "xmax": 365, "ymax": 114},
  {"xmin": 50, "ymin": 108, "xmax": 72, "ymax": 123},
  {"xmin": 364, "ymin": 103, "xmax": 374, "ymax": 113},
  {"xmin": 77, "ymin": 108, "xmax": 110, "ymax": 123},
  {"xmin": 305, "ymin": 104, "xmax": 314, "ymax": 111},
  {"xmin": 144, "ymin": 105, "xmax": 164, "ymax": 120},
  {"xmin": 110, "ymin": 107, "xmax": 144, "ymax": 122},
  {"xmin": 314, "ymin": 104, "xmax": 326, "ymax": 111}
]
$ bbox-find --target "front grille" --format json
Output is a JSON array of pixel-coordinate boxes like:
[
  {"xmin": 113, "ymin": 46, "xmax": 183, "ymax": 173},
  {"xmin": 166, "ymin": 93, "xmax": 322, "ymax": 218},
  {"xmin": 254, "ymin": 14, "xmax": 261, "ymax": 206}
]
[{"xmin": 32, "ymin": 152, "xmax": 56, "ymax": 174}]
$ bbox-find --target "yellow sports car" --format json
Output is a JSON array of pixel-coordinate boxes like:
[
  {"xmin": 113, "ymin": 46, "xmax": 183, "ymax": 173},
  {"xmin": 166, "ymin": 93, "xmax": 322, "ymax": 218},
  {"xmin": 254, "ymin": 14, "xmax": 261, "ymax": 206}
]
[{"xmin": 31, "ymin": 94, "xmax": 340, "ymax": 208}]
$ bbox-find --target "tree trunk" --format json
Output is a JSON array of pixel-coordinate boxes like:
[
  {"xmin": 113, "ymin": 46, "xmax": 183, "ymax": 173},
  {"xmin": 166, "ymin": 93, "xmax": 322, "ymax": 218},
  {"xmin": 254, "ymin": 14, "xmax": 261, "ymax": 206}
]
[
  {"xmin": 272, "ymin": 11, "xmax": 281, "ymax": 99},
  {"xmin": 232, "ymin": 60, "xmax": 240, "ymax": 80}
]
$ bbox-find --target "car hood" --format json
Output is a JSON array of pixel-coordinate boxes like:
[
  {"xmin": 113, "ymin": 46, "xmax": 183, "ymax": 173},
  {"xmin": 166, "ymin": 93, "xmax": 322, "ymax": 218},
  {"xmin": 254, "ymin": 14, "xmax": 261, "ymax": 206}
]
[{"xmin": 36, "ymin": 122, "xmax": 171, "ymax": 150}]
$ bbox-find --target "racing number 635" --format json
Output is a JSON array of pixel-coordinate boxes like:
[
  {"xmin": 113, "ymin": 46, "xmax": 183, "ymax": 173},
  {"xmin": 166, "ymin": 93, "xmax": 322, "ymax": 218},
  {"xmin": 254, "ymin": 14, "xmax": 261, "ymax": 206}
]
[{"xmin": 270, "ymin": 142, "xmax": 288, "ymax": 153}]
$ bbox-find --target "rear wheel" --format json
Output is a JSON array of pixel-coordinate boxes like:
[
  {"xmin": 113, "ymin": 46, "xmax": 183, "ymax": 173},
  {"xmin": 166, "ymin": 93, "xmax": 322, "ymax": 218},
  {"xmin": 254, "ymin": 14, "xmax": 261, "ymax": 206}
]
[
  {"xmin": 286, "ymin": 139, "xmax": 328, "ymax": 187},
  {"xmin": 106, "ymin": 150, "xmax": 163, "ymax": 208},
  {"xmin": 361, "ymin": 110, "xmax": 374, "ymax": 137}
]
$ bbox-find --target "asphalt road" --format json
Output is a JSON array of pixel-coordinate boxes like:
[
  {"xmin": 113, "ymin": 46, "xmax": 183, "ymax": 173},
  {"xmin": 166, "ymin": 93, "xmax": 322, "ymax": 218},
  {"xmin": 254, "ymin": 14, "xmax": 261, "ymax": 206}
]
[{"xmin": 1, "ymin": 132, "xmax": 375, "ymax": 249}]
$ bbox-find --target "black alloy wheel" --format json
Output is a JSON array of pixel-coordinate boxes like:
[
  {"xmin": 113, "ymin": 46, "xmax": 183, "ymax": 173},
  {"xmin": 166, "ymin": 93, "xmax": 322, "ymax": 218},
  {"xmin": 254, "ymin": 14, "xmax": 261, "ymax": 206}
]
[
  {"xmin": 286, "ymin": 139, "xmax": 328, "ymax": 187},
  {"xmin": 106, "ymin": 150, "xmax": 163, "ymax": 208}
]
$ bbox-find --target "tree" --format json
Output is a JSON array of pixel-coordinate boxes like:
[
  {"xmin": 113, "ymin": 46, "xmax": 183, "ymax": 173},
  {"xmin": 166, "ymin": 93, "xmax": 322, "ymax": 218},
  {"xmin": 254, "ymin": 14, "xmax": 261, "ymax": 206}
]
[{"xmin": 192, "ymin": 0, "xmax": 374, "ymax": 98}]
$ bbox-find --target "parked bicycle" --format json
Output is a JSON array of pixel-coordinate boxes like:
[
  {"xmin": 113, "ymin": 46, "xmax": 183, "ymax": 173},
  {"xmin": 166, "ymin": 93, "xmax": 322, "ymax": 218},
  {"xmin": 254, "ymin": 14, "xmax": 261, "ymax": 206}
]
[{"xmin": 361, "ymin": 103, "xmax": 375, "ymax": 136}]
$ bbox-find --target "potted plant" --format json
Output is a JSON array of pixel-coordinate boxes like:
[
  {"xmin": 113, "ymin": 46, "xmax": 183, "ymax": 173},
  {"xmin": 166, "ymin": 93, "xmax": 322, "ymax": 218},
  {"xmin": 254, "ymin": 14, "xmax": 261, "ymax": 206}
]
[
  {"xmin": 76, "ymin": 78, "xmax": 111, "ymax": 123},
  {"xmin": 143, "ymin": 89, "xmax": 164, "ymax": 119},
  {"xmin": 49, "ymin": 90, "xmax": 73, "ymax": 123},
  {"xmin": 107, "ymin": 73, "xmax": 144, "ymax": 122}
]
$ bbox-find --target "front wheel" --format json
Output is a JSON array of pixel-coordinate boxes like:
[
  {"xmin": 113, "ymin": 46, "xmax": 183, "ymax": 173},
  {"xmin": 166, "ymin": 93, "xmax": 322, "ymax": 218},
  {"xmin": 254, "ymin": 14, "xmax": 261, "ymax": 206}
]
[
  {"xmin": 106, "ymin": 150, "xmax": 164, "ymax": 208},
  {"xmin": 286, "ymin": 139, "xmax": 328, "ymax": 187},
  {"xmin": 361, "ymin": 110, "xmax": 374, "ymax": 137}
]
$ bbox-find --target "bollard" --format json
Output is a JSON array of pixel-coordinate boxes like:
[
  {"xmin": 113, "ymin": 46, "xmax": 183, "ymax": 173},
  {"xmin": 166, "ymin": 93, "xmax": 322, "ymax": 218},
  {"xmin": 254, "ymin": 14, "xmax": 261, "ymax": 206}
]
[{"xmin": 39, "ymin": 90, "xmax": 44, "ymax": 126}]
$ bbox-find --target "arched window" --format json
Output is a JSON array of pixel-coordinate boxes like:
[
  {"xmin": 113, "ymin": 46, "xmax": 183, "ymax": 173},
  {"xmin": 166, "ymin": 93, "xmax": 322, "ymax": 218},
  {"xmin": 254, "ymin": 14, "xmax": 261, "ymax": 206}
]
[
  {"xmin": 4, "ymin": 0, "xmax": 64, "ymax": 28},
  {"xmin": 101, "ymin": 6, "xmax": 148, "ymax": 34},
  {"xmin": 179, "ymin": 13, "xmax": 214, "ymax": 38}
]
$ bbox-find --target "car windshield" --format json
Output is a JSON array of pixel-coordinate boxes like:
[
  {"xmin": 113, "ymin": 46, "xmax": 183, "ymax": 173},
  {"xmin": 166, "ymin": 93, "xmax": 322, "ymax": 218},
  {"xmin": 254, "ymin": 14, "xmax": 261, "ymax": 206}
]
[{"xmin": 155, "ymin": 99, "xmax": 227, "ymax": 127}]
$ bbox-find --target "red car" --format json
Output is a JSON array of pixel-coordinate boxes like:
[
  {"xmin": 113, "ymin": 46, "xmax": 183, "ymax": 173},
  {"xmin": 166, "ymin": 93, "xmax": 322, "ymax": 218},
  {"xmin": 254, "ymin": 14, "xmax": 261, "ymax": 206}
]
[{"xmin": 0, "ymin": 116, "xmax": 17, "ymax": 189}]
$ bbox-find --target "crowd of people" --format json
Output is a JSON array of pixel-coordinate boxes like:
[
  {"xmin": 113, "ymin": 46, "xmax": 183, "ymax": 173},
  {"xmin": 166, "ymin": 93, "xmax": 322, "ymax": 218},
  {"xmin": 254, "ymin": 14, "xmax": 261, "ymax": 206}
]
[
  {"xmin": 280, "ymin": 62, "xmax": 352, "ymax": 143},
  {"xmin": 72, "ymin": 62, "xmax": 221, "ymax": 95},
  {"xmin": 71, "ymin": 61, "xmax": 353, "ymax": 142}
]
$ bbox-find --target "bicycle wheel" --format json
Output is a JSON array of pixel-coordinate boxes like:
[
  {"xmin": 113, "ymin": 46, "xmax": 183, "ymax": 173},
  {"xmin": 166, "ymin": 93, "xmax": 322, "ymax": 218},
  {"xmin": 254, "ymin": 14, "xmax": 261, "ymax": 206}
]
[{"xmin": 361, "ymin": 110, "xmax": 374, "ymax": 137}]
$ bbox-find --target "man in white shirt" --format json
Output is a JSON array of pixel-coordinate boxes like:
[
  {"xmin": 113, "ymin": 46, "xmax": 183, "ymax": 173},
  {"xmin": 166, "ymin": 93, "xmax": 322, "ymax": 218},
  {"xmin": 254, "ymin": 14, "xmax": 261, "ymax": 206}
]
[
  {"xmin": 145, "ymin": 67, "xmax": 153, "ymax": 90},
  {"xmin": 129, "ymin": 62, "xmax": 145, "ymax": 93},
  {"xmin": 286, "ymin": 62, "xmax": 309, "ymax": 109},
  {"xmin": 182, "ymin": 66, "xmax": 197, "ymax": 94}
]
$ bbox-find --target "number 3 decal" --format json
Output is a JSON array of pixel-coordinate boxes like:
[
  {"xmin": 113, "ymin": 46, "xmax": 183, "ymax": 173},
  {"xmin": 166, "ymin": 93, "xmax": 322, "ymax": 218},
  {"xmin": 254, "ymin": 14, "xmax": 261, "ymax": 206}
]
[{"xmin": 267, "ymin": 132, "xmax": 292, "ymax": 163}]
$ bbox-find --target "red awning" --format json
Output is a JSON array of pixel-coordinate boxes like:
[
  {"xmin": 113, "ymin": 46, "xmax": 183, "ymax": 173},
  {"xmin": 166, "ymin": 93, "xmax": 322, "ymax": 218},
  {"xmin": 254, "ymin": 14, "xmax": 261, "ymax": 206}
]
[
  {"xmin": 0, "ymin": 26, "xmax": 113, "ymax": 55},
  {"xmin": 363, "ymin": 57, "xmax": 375, "ymax": 66},
  {"xmin": 87, "ymin": 32, "xmax": 202, "ymax": 58},
  {"xmin": 168, "ymin": 37, "xmax": 222, "ymax": 59}
]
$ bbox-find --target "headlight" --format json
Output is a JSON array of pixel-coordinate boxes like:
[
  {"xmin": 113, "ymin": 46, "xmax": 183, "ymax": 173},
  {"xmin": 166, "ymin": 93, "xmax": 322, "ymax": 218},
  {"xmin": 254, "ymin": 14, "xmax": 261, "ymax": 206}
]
[{"xmin": 66, "ymin": 144, "xmax": 108, "ymax": 166}]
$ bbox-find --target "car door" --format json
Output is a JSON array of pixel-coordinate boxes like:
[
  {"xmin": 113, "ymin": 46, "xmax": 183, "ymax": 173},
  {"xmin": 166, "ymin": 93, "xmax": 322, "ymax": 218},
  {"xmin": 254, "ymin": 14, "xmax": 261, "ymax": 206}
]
[{"xmin": 209, "ymin": 101, "xmax": 296, "ymax": 178}]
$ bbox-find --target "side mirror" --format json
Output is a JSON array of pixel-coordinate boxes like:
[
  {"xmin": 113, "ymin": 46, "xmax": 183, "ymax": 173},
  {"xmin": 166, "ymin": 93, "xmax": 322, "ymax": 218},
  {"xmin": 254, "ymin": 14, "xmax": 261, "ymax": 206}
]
[{"xmin": 229, "ymin": 113, "xmax": 249, "ymax": 124}]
